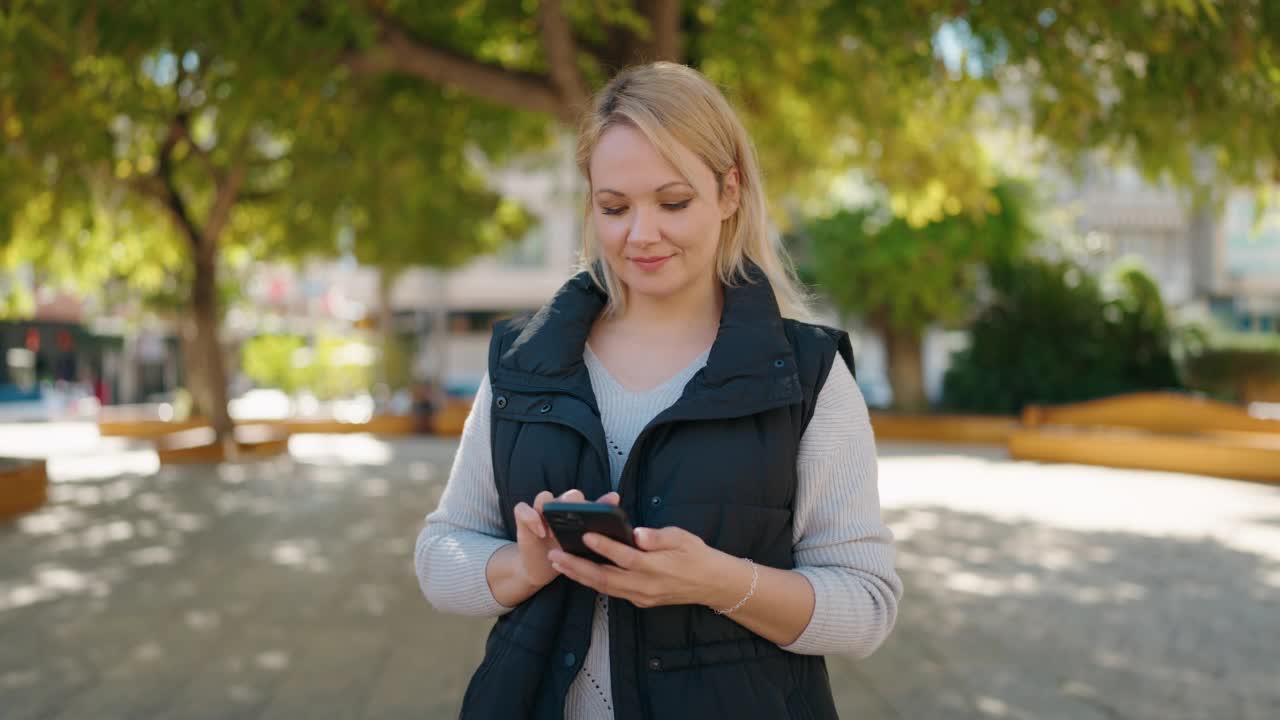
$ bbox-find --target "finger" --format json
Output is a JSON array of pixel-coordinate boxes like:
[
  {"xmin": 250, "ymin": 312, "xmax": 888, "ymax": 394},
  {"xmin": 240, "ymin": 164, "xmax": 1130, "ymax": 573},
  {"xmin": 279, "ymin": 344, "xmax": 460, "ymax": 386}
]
[
  {"xmin": 596, "ymin": 491, "xmax": 620, "ymax": 505},
  {"xmin": 583, "ymin": 532, "xmax": 644, "ymax": 571},
  {"xmin": 514, "ymin": 502, "xmax": 545, "ymax": 539},
  {"xmin": 532, "ymin": 491, "xmax": 555, "ymax": 513},
  {"xmin": 559, "ymin": 489, "xmax": 586, "ymax": 503},
  {"xmin": 634, "ymin": 526, "xmax": 687, "ymax": 551},
  {"xmin": 551, "ymin": 550, "xmax": 641, "ymax": 601},
  {"xmin": 548, "ymin": 549, "xmax": 609, "ymax": 594}
]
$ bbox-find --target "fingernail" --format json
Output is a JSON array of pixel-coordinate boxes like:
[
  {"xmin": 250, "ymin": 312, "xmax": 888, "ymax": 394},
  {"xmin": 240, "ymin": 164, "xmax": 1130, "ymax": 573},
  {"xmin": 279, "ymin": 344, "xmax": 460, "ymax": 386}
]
[
  {"xmin": 582, "ymin": 534, "xmax": 596, "ymax": 548},
  {"xmin": 552, "ymin": 562, "xmax": 563, "ymax": 573}
]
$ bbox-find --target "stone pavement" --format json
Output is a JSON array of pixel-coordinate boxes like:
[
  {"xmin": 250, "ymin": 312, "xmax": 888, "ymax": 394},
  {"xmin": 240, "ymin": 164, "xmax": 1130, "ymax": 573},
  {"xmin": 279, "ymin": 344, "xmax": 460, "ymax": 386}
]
[{"xmin": 1, "ymin": 424, "xmax": 1278, "ymax": 719}]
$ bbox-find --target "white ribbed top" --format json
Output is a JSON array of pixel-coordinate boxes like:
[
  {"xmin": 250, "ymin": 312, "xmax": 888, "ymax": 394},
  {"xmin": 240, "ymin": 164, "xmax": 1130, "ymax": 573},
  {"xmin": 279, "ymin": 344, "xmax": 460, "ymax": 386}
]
[{"xmin": 415, "ymin": 349, "xmax": 902, "ymax": 720}]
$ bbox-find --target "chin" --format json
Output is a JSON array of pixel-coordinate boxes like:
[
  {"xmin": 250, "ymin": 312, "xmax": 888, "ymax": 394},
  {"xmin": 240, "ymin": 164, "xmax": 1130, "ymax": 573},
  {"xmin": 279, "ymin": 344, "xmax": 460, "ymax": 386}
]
[{"xmin": 620, "ymin": 268, "xmax": 688, "ymax": 302}]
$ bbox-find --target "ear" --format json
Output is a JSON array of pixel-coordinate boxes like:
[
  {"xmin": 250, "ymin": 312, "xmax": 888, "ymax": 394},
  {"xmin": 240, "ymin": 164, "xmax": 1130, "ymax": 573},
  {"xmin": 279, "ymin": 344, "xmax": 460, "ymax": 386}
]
[{"xmin": 719, "ymin": 167, "xmax": 741, "ymax": 220}]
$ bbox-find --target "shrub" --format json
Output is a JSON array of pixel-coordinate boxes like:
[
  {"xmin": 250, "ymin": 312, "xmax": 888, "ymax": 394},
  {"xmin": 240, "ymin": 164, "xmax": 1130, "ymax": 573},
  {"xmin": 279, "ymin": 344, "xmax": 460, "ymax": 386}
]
[
  {"xmin": 241, "ymin": 334, "xmax": 375, "ymax": 400},
  {"xmin": 941, "ymin": 257, "xmax": 1182, "ymax": 414}
]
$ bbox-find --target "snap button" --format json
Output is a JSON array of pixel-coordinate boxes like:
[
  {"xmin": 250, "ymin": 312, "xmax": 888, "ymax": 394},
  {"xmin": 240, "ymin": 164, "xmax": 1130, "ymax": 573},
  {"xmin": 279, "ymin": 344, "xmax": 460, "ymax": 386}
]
[
  {"xmin": 648, "ymin": 657, "xmax": 662, "ymax": 671},
  {"xmin": 539, "ymin": 402, "xmax": 552, "ymax": 414},
  {"xmin": 773, "ymin": 359, "xmax": 786, "ymax": 368},
  {"xmin": 649, "ymin": 496, "xmax": 662, "ymax": 508},
  {"xmin": 563, "ymin": 652, "xmax": 576, "ymax": 667},
  {"xmin": 495, "ymin": 396, "xmax": 508, "ymax": 409}
]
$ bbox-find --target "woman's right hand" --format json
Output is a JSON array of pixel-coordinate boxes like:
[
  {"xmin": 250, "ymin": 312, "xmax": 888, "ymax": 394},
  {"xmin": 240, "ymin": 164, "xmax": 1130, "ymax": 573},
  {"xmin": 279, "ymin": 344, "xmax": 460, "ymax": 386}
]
[{"xmin": 513, "ymin": 489, "xmax": 620, "ymax": 590}]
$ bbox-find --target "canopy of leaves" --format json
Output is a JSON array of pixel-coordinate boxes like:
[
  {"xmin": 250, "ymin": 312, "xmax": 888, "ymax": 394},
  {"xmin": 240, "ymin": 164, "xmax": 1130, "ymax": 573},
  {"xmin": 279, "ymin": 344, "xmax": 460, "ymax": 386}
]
[
  {"xmin": 335, "ymin": 1, "xmax": 1279, "ymax": 220},
  {"xmin": 0, "ymin": 1, "xmax": 535, "ymax": 316},
  {"xmin": 4, "ymin": 1, "xmax": 1279, "ymax": 314},
  {"xmin": 958, "ymin": 0, "xmax": 1280, "ymax": 191},
  {"xmin": 799, "ymin": 179, "xmax": 1039, "ymax": 332}
]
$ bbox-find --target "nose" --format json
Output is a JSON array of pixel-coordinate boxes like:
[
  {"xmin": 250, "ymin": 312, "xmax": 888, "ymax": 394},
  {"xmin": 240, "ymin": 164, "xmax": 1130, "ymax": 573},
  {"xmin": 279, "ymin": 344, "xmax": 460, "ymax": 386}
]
[{"xmin": 627, "ymin": 205, "xmax": 659, "ymax": 247}]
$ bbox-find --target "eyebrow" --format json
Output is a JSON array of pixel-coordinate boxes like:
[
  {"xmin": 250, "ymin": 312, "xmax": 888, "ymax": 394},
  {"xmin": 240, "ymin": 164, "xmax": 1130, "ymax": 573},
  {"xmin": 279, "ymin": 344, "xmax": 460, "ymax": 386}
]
[{"xmin": 594, "ymin": 181, "xmax": 695, "ymax": 197}]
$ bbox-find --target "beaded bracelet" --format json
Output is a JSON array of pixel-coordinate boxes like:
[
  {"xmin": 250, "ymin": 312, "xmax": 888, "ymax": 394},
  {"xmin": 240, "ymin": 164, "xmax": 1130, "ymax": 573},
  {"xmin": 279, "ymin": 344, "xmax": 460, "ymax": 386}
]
[{"xmin": 714, "ymin": 558, "xmax": 758, "ymax": 616}]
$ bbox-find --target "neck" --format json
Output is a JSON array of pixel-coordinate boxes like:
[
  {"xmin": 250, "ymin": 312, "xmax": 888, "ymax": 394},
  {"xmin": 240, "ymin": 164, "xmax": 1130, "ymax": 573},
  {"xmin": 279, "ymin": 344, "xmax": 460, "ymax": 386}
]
[{"xmin": 614, "ymin": 273, "xmax": 723, "ymax": 344}]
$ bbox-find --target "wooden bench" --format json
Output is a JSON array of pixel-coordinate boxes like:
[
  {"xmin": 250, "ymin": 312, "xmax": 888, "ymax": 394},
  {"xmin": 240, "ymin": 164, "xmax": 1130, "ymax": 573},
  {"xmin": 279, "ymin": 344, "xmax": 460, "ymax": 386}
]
[
  {"xmin": 1010, "ymin": 392, "xmax": 1280, "ymax": 483},
  {"xmin": 1, "ymin": 458, "xmax": 48, "ymax": 521},
  {"xmin": 98, "ymin": 417, "xmax": 210, "ymax": 438},
  {"xmin": 104, "ymin": 413, "xmax": 421, "ymax": 440},
  {"xmin": 428, "ymin": 399, "xmax": 474, "ymax": 437},
  {"xmin": 154, "ymin": 424, "xmax": 292, "ymax": 465},
  {"xmin": 869, "ymin": 413, "xmax": 1018, "ymax": 445}
]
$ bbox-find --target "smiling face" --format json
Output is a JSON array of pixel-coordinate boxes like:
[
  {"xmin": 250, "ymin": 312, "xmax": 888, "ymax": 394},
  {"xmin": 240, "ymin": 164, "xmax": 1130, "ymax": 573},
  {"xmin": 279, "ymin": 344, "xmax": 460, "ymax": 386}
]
[{"xmin": 588, "ymin": 123, "xmax": 739, "ymax": 308}]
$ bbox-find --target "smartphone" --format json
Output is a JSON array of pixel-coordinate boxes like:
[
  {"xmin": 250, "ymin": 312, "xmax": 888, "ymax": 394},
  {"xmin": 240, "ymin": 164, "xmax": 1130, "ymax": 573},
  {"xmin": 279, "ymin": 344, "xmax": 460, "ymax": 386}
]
[{"xmin": 542, "ymin": 501, "xmax": 636, "ymax": 565}]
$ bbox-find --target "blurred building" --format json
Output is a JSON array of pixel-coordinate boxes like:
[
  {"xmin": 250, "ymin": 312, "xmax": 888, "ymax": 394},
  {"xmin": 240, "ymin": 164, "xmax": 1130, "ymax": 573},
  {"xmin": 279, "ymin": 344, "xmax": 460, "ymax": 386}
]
[
  {"xmin": 1061, "ymin": 162, "xmax": 1280, "ymax": 330},
  {"xmin": 0, "ymin": 268, "xmax": 184, "ymax": 419},
  {"xmin": 1215, "ymin": 194, "xmax": 1280, "ymax": 331},
  {"xmin": 390, "ymin": 144, "xmax": 584, "ymax": 392}
]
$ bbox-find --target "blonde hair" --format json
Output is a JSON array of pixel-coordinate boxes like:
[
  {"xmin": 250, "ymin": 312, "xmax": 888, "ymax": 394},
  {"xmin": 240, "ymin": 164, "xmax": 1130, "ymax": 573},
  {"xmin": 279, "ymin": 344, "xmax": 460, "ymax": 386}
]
[{"xmin": 575, "ymin": 62, "xmax": 811, "ymax": 320}]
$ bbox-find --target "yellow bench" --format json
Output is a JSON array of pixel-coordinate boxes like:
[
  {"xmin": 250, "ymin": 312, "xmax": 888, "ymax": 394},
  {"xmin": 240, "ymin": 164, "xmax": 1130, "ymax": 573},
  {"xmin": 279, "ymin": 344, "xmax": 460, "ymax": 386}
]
[
  {"xmin": 1, "ymin": 459, "xmax": 48, "ymax": 521},
  {"xmin": 1011, "ymin": 392, "xmax": 1280, "ymax": 483},
  {"xmin": 869, "ymin": 412, "xmax": 1018, "ymax": 445},
  {"xmin": 154, "ymin": 424, "xmax": 292, "ymax": 465}
]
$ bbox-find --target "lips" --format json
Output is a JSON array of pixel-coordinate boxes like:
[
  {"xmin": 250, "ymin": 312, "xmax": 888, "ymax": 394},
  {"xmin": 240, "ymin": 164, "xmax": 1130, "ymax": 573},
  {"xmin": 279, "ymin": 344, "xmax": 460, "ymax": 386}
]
[{"xmin": 631, "ymin": 255, "xmax": 673, "ymax": 270}]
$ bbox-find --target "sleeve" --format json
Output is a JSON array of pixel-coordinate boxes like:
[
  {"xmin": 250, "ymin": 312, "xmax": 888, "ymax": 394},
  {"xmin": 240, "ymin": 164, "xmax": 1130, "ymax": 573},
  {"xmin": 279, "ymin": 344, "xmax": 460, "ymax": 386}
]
[
  {"xmin": 413, "ymin": 373, "xmax": 517, "ymax": 617},
  {"xmin": 780, "ymin": 359, "xmax": 904, "ymax": 657}
]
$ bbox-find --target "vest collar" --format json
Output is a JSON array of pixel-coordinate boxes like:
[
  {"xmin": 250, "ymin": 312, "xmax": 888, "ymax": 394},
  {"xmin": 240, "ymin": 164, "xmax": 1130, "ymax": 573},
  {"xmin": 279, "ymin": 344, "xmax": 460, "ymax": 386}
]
[{"xmin": 495, "ymin": 262, "xmax": 802, "ymax": 415}]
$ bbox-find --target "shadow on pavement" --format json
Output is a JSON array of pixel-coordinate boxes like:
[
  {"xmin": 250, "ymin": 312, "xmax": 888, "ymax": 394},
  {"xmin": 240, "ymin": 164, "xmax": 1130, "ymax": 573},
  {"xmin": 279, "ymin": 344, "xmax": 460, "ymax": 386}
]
[{"xmin": 1, "ymin": 437, "xmax": 1277, "ymax": 718}]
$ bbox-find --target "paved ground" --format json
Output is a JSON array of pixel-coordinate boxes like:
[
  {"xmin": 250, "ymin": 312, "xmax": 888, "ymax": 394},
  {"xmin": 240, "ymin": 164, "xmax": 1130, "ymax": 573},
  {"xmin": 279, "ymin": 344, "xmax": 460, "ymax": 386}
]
[{"xmin": 1, "ymin": 423, "xmax": 1278, "ymax": 719}]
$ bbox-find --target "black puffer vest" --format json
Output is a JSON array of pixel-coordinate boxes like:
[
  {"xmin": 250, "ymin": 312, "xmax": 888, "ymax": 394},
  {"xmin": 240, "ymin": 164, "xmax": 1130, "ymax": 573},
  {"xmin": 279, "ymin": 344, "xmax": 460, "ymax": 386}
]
[{"xmin": 461, "ymin": 265, "xmax": 854, "ymax": 720}]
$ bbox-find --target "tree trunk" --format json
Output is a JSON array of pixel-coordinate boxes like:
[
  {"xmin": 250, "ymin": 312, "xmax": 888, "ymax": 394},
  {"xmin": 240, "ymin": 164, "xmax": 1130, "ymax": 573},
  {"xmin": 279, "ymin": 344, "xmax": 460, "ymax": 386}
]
[
  {"xmin": 375, "ymin": 266, "xmax": 402, "ymax": 390},
  {"xmin": 875, "ymin": 319, "xmax": 928, "ymax": 412},
  {"xmin": 185, "ymin": 241, "xmax": 235, "ymax": 449}
]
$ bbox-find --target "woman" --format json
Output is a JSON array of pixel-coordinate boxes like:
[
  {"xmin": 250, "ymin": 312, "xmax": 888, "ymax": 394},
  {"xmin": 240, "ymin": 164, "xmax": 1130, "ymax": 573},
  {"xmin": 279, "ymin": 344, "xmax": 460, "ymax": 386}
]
[{"xmin": 416, "ymin": 62, "xmax": 902, "ymax": 720}]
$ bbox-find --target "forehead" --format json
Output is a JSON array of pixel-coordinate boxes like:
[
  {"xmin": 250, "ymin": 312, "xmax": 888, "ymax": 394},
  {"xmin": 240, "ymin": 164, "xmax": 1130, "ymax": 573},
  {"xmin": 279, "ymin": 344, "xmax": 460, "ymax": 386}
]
[{"xmin": 589, "ymin": 124, "xmax": 710, "ymax": 191}]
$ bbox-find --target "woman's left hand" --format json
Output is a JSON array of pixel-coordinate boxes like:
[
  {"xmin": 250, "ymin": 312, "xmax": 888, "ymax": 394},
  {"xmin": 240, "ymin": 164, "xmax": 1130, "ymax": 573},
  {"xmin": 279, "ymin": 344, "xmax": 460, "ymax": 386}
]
[{"xmin": 547, "ymin": 526, "xmax": 725, "ymax": 608}]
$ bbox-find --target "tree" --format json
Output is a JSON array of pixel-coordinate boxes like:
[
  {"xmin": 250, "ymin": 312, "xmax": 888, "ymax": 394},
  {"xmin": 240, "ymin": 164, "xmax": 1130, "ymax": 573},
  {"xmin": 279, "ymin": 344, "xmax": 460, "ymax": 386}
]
[
  {"xmin": 336, "ymin": 0, "xmax": 992, "ymax": 218},
  {"xmin": 293, "ymin": 79, "xmax": 535, "ymax": 389},
  {"xmin": 328, "ymin": 1, "xmax": 1279, "ymax": 409},
  {"xmin": 334, "ymin": 1, "xmax": 1280, "ymax": 217},
  {"xmin": 5, "ymin": 1, "xmax": 1280, "ymax": 430},
  {"xmin": 0, "ymin": 4, "xmax": 530, "ymax": 444},
  {"xmin": 799, "ymin": 180, "xmax": 1039, "ymax": 410}
]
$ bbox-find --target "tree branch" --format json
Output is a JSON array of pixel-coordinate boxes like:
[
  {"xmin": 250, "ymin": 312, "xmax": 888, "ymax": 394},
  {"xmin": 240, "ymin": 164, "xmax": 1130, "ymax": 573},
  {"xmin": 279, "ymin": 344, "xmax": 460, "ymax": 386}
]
[
  {"xmin": 343, "ymin": 10, "xmax": 576, "ymax": 124},
  {"xmin": 155, "ymin": 119, "xmax": 202, "ymax": 249},
  {"xmin": 173, "ymin": 111, "xmax": 218, "ymax": 183},
  {"xmin": 574, "ymin": 28, "xmax": 630, "ymax": 74},
  {"xmin": 236, "ymin": 189, "xmax": 278, "ymax": 204},
  {"xmin": 538, "ymin": 0, "xmax": 589, "ymax": 115},
  {"xmin": 643, "ymin": 0, "xmax": 682, "ymax": 62},
  {"xmin": 204, "ymin": 158, "xmax": 246, "ymax": 244}
]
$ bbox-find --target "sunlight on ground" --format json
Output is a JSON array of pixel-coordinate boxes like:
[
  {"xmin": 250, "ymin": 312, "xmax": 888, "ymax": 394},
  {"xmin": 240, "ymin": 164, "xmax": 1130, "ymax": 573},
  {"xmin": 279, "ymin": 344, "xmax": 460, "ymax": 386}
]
[
  {"xmin": 877, "ymin": 442, "xmax": 1280, "ymax": 565},
  {"xmin": 3, "ymin": 431, "xmax": 1278, "ymax": 717},
  {"xmin": 0, "ymin": 422, "xmax": 161, "ymax": 482},
  {"xmin": 287, "ymin": 433, "xmax": 393, "ymax": 466},
  {"xmin": 0, "ymin": 422, "xmax": 104, "ymax": 457}
]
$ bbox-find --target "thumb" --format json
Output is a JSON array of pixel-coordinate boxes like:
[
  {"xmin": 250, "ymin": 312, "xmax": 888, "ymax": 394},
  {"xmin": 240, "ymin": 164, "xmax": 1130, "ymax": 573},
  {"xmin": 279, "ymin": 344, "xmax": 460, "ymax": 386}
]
[
  {"xmin": 597, "ymin": 491, "xmax": 620, "ymax": 506},
  {"xmin": 634, "ymin": 526, "xmax": 683, "ymax": 551}
]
